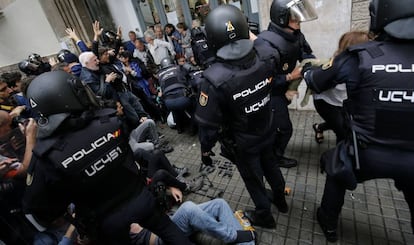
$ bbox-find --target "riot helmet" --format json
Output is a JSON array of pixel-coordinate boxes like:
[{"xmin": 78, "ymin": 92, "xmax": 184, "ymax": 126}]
[
  {"xmin": 57, "ymin": 49, "xmax": 72, "ymax": 63},
  {"xmin": 28, "ymin": 53, "xmax": 43, "ymax": 66},
  {"xmin": 205, "ymin": 4, "xmax": 252, "ymax": 60},
  {"xmin": 270, "ymin": 0, "xmax": 317, "ymax": 27},
  {"xmin": 102, "ymin": 30, "xmax": 117, "ymax": 46},
  {"xmin": 160, "ymin": 57, "xmax": 174, "ymax": 69},
  {"xmin": 26, "ymin": 71, "xmax": 98, "ymax": 117},
  {"xmin": 369, "ymin": 0, "xmax": 414, "ymax": 39},
  {"xmin": 18, "ymin": 59, "xmax": 39, "ymax": 75}
]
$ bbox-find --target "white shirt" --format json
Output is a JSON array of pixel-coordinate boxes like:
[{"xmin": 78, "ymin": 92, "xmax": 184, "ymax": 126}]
[
  {"xmin": 313, "ymin": 83, "xmax": 347, "ymax": 107},
  {"xmin": 147, "ymin": 39, "xmax": 175, "ymax": 65}
]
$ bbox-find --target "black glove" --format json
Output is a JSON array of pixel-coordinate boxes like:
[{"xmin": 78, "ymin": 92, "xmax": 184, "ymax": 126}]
[{"xmin": 301, "ymin": 62, "xmax": 313, "ymax": 76}]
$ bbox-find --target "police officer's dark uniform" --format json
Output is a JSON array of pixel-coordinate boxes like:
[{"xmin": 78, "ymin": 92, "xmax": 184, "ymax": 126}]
[
  {"xmin": 22, "ymin": 71, "xmax": 193, "ymax": 245},
  {"xmin": 304, "ymin": 0, "xmax": 414, "ymax": 242},
  {"xmin": 195, "ymin": 5, "xmax": 287, "ymax": 228},
  {"xmin": 157, "ymin": 58, "xmax": 195, "ymax": 134},
  {"xmin": 256, "ymin": 0, "xmax": 317, "ymax": 168}
]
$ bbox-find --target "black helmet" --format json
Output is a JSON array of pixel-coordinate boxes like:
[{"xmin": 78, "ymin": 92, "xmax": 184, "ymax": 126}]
[
  {"xmin": 57, "ymin": 49, "xmax": 72, "ymax": 63},
  {"xmin": 270, "ymin": 0, "xmax": 317, "ymax": 27},
  {"xmin": 18, "ymin": 59, "xmax": 40, "ymax": 75},
  {"xmin": 102, "ymin": 30, "xmax": 117, "ymax": 46},
  {"xmin": 369, "ymin": 0, "xmax": 414, "ymax": 39},
  {"xmin": 28, "ymin": 53, "xmax": 43, "ymax": 66},
  {"xmin": 160, "ymin": 57, "xmax": 174, "ymax": 69},
  {"xmin": 204, "ymin": 5, "xmax": 249, "ymax": 51},
  {"xmin": 26, "ymin": 71, "xmax": 97, "ymax": 117}
]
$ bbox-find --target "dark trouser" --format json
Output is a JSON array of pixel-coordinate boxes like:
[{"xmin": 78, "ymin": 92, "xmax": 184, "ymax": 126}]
[
  {"xmin": 100, "ymin": 187, "xmax": 193, "ymax": 245},
  {"xmin": 151, "ymin": 169, "xmax": 187, "ymax": 191},
  {"xmin": 272, "ymin": 95, "xmax": 293, "ymax": 157},
  {"xmin": 320, "ymin": 144, "xmax": 414, "ymax": 232},
  {"xmin": 133, "ymin": 149, "xmax": 179, "ymax": 179},
  {"xmin": 119, "ymin": 91, "xmax": 147, "ymax": 128},
  {"xmin": 313, "ymin": 99, "xmax": 346, "ymax": 144},
  {"xmin": 131, "ymin": 86, "xmax": 165, "ymax": 122},
  {"xmin": 234, "ymin": 144, "xmax": 286, "ymax": 212},
  {"xmin": 164, "ymin": 96, "xmax": 193, "ymax": 131}
]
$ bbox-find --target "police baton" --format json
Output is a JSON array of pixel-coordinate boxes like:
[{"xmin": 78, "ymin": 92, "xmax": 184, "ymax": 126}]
[{"xmin": 350, "ymin": 115, "xmax": 360, "ymax": 170}]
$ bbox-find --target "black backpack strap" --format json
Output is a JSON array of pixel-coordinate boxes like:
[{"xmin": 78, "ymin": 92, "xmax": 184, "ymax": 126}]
[
  {"xmin": 348, "ymin": 41, "xmax": 384, "ymax": 59},
  {"xmin": 32, "ymin": 137, "xmax": 59, "ymax": 157},
  {"xmin": 202, "ymin": 63, "xmax": 234, "ymax": 88},
  {"xmin": 258, "ymin": 31, "xmax": 285, "ymax": 51}
]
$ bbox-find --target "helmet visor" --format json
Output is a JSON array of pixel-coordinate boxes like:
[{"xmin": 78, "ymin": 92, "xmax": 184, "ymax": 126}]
[{"xmin": 287, "ymin": 0, "xmax": 318, "ymax": 23}]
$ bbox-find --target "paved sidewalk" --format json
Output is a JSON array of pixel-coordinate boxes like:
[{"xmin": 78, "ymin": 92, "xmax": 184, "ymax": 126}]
[{"xmin": 159, "ymin": 110, "xmax": 413, "ymax": 245}]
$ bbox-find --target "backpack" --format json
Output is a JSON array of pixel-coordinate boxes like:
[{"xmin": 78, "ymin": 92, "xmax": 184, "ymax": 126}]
[{"xmin": 190, "ymin": 27, "xmax": 215, "ymax": 67}]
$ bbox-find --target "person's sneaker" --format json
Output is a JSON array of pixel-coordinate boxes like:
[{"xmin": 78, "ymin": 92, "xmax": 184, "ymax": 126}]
[
  {"xmin": 158, "ymin": 139, "xmax": 169, "ymax": 146},
  {"xmin": 277, "ymin": 156, "xmax": 298, "ymax": 168},
  {"xmin": 184, "ymin": 176, "xmax": 204, "ymax": 193},
  {"xmin": 173, "ymin": 165, "xmax": 189, "ymax": 177},
  {"xmin": 317, "ymin": 207, "xmax": 338, "ymax": 243},
  {"xmin": 244, "ymin": 210, "xmax": 276, "ymax": 229},
  {"xmin": 155, "ymin": 143, "xmax": 174, "ymax": 153},
  {"xmin": 176, "ymin": 175, "xmax": 186, "ymax": 183},
  {"xmin": 231, "ymin": 230, "xmax": 257, "ymax": 244}
]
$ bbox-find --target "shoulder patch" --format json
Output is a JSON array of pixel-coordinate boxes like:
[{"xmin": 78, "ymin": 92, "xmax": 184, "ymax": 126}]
[
  {"xmin": 322, "ymin": 58, "xmax": 333, "ymax": 70},
  {"xmin": 26, "ymin": 173, "xmax": 33, "ymax": 186},
  {"xmin": 199, "ymin": 92, "xmax": 208, "ymax": 106}
]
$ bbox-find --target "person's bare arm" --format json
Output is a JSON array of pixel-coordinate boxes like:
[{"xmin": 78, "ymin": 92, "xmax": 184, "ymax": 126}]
[
  {"xmin": 16, "ymin": 118, "xmax": 37, "ymax": 176},
  {"xmin": 249, "ymin": 30, "xmax": 257, "ymax": 41},
  {"xmin": 169, "ymin": 186, "xmax": 183, "ymax": 203},
  {"xmin": 66, "ymin": 28, "xmax": 81, "ymax": 43},
  {"xmin": 9, "ymin": 105, "xmax": 26, "ymax": 119},
  {"xmin": 93, "ymin": 20, "xmax": 103, "ymax": 42}
]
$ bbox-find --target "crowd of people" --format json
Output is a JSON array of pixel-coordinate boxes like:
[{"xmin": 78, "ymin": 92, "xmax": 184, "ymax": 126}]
[{"xmin": 0, "ymin": 0, "xmax": 413, "ymax": 244}]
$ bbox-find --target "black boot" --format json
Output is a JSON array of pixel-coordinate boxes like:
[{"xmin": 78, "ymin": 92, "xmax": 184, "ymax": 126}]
[
  {"xmin": 244, "ymin": 209, "xmax": 276, "ymax": 229},
  {"xmin": 316, "ymin": 207, "xmax": 338, "ymax": 242},
  {"xmin": 277, "ymin": 155, "xmax": 298, "ymax": 168},
  {"xmin": 231, "ymin": 230, "xmax": 257, "ymax": 244},
  {"xmin": 273, "ymin": 192, "xmax": 289, "ymax": 213}
]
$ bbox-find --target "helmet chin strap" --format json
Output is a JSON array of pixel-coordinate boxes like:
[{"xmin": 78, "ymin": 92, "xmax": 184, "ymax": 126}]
[{"xmin": 286, "ymin": 25, "xmax": 301, "ymax": 35}]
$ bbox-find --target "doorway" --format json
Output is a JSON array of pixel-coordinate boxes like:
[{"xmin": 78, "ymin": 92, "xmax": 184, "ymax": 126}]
[{"xmin": 134, "ymin": 0, "xmax": 259, "ymax": 33}]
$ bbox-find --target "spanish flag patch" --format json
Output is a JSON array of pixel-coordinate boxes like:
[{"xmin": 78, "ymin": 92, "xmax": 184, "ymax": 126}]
[{"xmin": 199, "ymin": 92, "xmax": 208, "ymax": 106}]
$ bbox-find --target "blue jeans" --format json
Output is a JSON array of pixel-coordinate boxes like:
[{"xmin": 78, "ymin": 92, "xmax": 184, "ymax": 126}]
[
  {"xmin": 164, "ymin": 96, "xmax": 193, "ymax": 130},
  {"xmin": 171, "ymin": 199, "xmax": 254, "ymax": 245}
]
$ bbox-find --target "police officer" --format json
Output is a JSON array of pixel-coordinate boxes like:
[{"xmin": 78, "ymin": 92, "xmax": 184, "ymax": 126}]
[
  {"xmin": 18, "ymin": 53, "xmax": 52, "ymax": 76},
  {"xmin": 22, "ymin": 71, "xmax": 193, "ymax": 244},
  {"xmin": 303, "ymin": 0, "xmax": 414, "ymax": 242},
  {"xmin": 195, "ymin": 5, "xmax": 287, "ymax": 228},
  {"xmin": 158, "ymin": 57, "xmax": 195, "ymax": 134},
  {"xmin": 257, "ymin": 0, "xmax": 317, "ymax": 168}
]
